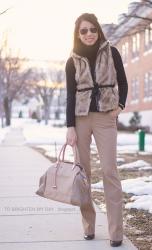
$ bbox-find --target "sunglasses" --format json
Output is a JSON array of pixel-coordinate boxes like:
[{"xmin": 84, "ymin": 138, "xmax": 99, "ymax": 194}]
[{"xmin": 79, "ymin": 27, "xmax": 97, "ymax": 35}]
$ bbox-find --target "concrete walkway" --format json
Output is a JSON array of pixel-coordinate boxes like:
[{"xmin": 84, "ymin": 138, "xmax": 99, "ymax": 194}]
[{"xmin": 0, "ymin": 128, "xmax": 137, "ymax": 250}]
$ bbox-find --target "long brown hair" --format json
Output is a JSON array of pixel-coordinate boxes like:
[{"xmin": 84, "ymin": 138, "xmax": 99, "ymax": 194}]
[{"xmin": 73, "ymin": 13, "xmax": 107, "ymax": 51}]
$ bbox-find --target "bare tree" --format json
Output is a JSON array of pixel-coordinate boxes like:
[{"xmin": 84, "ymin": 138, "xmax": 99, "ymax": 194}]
[
  {"xmin": 1, "ymin": 61, "xmax": 33, "ymax": 125},
  {"xmin": 36, "ymin": 71, "xmax": 55, "ymax": 125},
  {"xmin": 0, "ymin": 44, "xmax": 33, "ymax": 126},
  {"xmin": 30, "ymin": 66, "xmax": 65, "ymax": 125},
  {"xmin": 0, "ymin": 7, "xmax": 11, "ymax": 16},
  {"xmin": 0, "ymin": 7, "xmax": 12, "ymax": 127}
]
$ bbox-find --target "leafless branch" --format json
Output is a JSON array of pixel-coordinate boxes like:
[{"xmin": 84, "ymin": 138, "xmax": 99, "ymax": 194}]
[{"xmin": 0, "ymin": 7, "xmax": 12, "ymax": 15}]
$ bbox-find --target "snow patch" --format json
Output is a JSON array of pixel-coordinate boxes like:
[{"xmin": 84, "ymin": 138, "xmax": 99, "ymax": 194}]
[{"xmin": 118, "ymin": 160, "xmax": 152, "ymax": 170}]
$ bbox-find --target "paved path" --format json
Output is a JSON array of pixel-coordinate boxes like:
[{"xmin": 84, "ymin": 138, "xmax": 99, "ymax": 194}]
[{"xmin": 0, "ymin": 128, "xmax": 137, "ymax": 249}]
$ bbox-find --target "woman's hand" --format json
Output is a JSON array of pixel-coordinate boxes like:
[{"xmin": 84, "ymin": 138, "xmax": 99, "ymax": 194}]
[
  {"xmin": 66, "ymin": 127, "xmax": 77, "ymax": 146},
  {"xmin": 108, "ymin": 107, "xmax": 122, "ymax": 118}
]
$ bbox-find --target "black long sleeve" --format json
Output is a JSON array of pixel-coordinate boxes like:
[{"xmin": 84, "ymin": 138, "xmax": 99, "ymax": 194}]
[
  {"xmin": 65, "ymin": 46, "xmax": 128, "ymax": 127},
  {"xmin": 65, "ymin": 58, "xmax": 77, "ymax": 127},
  {"xmin": 111, "ymin": 46, "xmax": 128, "ymax": 108}
]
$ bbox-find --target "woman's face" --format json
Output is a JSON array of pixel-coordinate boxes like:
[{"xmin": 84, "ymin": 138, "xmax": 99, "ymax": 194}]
[{"xmin": 78, "ymin": 20, "xmax": 99, "ymax": 46}]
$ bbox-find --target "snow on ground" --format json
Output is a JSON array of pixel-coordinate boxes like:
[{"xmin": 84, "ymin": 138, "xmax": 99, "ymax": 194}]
[
  {"xmin": 36, "ymin": 144, "xmax": 75, "ymax": 162},
  {"xmin": 117, "ymin": 157, "xmax": 125, "ymax": 164},
  {"xmin": 91, "ymin": 175, "xmax": 152, "ymax": 214},
  {"xmin": 117, "ymin": 160, "xmax": 152, "ymax": 170},
  {"xmin": 1, "ymin": 118, "xmax": 152, "ymax": 214},
  {"xmin": 10, "ymin": 118, "xmax": 67, "ymax": 144},
  {"xmin": 125, "ymin": 195, "xmax": 152, "ymax": 213},
  {"xmin": 117, "ymin": 145, "xmax": 152, "ymax": 154},
  {"xmin": 91, "ymin": 181, "xmax": 104, "ymax": 190},
  {"xmin": 2, "ymin": 118, "xmax": 150, "ymax": 151},
  {"xmin": 0, "ymin": 127, "xmax": 10, "ymax": 143},
  {"xmin": 122, "ymin": 176, "xmax": 152, "ymax": 195},
  {"xmin": 23, "ymin": 124, "xmax": 66, "ymax": 145},
  {"xmin": 0, "ymin": 118, "xmax": 151, "ymax": 162},
  {"xmin": 95, "ymin": 157, "xmax": 125, "ymax": 164}
]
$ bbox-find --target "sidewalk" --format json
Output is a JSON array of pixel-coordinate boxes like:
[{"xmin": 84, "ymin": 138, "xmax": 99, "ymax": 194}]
[{"xmin": 0, "ymin": 128, "xmax": 137, "ymax": 250}]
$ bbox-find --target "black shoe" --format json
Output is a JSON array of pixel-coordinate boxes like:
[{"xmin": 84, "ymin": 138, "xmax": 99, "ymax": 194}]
[
  {"xmin": 110, "ymin": 240, "xmax": 122, "ymax": 247},
  {"xmin": 84, "ymin": 234, "xmax": 95, "ymax": 240}
]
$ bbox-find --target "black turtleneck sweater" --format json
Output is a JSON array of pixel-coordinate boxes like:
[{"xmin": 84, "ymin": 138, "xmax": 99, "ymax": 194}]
[{"xmin": 65, "ymin": 44, "xmax": 128, "ymax": 127}]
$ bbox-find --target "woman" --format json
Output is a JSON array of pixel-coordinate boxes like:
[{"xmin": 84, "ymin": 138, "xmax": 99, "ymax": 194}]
[{"xmin": 65, "ymin": 13, "xmax": 128, "ymax": 247}]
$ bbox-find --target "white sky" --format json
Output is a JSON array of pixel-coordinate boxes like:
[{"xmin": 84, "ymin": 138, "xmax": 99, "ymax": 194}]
[{"xmin": 0, "ymin": 0, "xmax": 134, "ymax": 61}]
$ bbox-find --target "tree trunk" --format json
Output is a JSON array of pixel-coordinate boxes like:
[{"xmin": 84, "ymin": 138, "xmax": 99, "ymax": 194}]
[
  {"xmin": 1, "ymin": 116, "xmax": 4, "ymax": 128},
  {"xmin": 43, "ymin": 97, "xmax": 51, "ymax": 125},
  {"xmin": 3, "ymin": 97, "xmax": 11, "ymax": 126},
  {"xmin": 0, "ymin": 106, "xmax": 4, "ymax": 128},
  {"xmin": 44, "ymin": 103, "xmax": 49, "ymax": 125},
  {"xmin": 44, "ymin": 107, "xmax": 48, "ymax": 125}
]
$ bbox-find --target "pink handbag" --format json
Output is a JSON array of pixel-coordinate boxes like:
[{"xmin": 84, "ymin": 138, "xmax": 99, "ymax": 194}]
[{"xmin": 35, "ymin": 143, "xmax": 91, "ymax": 207}]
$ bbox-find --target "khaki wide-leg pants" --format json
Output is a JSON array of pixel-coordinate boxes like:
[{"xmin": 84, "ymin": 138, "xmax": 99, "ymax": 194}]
[{"xmin": 75, "ymin": 112, "xmax": 123, "ymax": 241}]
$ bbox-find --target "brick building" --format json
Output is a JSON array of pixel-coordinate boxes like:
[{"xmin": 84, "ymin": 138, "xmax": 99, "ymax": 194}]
[{"xmin": 103, "ymin": 0, "xmax": 152, "ymax": 131}]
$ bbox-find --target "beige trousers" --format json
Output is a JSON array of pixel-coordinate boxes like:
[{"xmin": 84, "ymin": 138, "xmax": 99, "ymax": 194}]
[{"xmin": 75, "ymin": 112, "xmax": 123, "ymax": 241}]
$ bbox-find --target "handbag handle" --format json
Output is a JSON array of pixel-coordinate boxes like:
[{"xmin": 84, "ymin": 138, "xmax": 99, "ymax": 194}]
[
  {"xmin": 52, "ymin": 143, "xmax": 80, "ymax": 188},
  {"xmin": 57, "ymin": 143, "xmax": 80, "ymax": 165}
]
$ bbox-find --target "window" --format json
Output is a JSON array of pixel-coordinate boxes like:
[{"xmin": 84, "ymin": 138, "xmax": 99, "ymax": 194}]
[
  {"xmin": 122, "ymin": 42, "xmax": 129, "ymax": 64},
  {"xmin": 132, "ymin": 33, "xmax": 140, "ymax": 58},
  {"xmin": 144, "ymin": 72, "xmax": 152, "ymax": 100},
  {"xmin": 131, "ymin": 77, "xmax": 139, "ymax": 103},
  {"xmin": 144, "ymin": 23, "xmax": 152, "ymax": 51}
]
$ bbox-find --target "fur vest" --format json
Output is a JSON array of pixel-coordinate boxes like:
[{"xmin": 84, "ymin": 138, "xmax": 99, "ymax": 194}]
[{"xmin": 71, "ymin": 41, "xmax": 119, "ymax": 116}]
